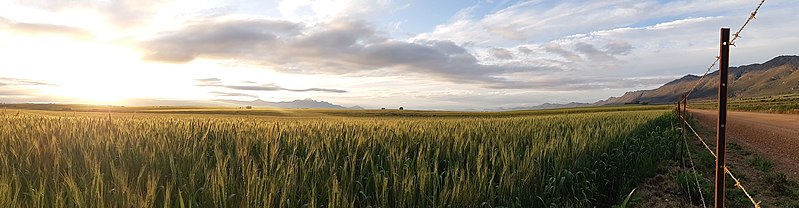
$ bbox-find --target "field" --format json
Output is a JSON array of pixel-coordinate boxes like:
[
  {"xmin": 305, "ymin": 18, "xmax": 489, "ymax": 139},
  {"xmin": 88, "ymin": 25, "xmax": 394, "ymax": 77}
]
[
  {"xmin": 689, "ymin": 94, "xmax": 799, "ymax": 114},
  {"xmin": 0, "ymin": 105, "xmax": 680, "ymax": 207}
]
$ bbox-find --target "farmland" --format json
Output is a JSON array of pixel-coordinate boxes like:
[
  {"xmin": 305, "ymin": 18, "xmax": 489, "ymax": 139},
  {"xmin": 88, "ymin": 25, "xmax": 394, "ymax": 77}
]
[
  {"xmin": 689, "ymin": 94, "xmax": 799, "ymax": 114},
  {"xmin": 0, "ymin": 106, "xmax": 679, "ymax": 207}
]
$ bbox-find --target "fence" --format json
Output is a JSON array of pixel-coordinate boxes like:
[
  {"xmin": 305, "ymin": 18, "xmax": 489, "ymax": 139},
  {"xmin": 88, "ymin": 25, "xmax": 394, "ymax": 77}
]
[{"xmin": 676, "ymin": 1, "xmax": 766, "ymax": 207}]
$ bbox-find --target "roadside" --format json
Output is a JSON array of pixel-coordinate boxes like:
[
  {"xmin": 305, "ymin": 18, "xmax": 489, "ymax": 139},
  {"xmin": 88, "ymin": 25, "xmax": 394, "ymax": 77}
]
[
  {"xmin": 689, "ymin": 94, "xmax": 799, "ymax": 114},
  {"xmin": 631, "ymin": 111, "xmax": 799, "ymax": 207},
  {"xmin": 688, "ymin": 109, "xmax": 799, "ymax": 180}
]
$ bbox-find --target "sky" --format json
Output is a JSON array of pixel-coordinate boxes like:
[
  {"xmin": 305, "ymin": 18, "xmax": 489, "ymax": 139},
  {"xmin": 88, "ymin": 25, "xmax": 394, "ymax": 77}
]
[{"xmin": 0, "ymin": 0, "xmax": 797, "ymax": 110}]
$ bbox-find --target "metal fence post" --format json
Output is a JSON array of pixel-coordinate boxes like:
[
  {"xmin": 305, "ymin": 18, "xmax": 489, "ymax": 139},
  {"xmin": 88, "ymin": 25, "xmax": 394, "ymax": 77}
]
[{"xmin": 715, "ymin": 27, "xmax": 730, "ymax": 208}]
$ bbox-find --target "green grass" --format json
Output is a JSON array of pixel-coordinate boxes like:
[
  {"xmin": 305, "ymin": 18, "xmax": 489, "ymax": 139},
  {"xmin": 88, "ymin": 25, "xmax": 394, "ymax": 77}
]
[
  {"xmin": 0, "ymin": 107, "xmax": 679, "ymax": 207},
  {"xmin": 750, "ymin": 156, "xmax": 775, "ymax": 173},
  {"xmin": 674, "ymin": 171, "xmax": 713, "ymax": 205},
  {"xmin": 690, "ymin": 94, "xmax": 799, "ymax": 114}
]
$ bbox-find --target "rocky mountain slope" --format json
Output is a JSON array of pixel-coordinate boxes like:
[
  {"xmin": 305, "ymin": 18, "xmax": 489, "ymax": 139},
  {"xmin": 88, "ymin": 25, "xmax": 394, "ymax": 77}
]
[{"xmin": 597, "ymin": 55, "xmax": 799, "ymax": 105}]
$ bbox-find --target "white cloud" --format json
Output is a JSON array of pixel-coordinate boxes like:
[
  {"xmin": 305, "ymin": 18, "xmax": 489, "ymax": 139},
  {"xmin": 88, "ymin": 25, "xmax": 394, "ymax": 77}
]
[
  {"xmin": 277, "ymin": 0, "xmax": 393, "ymax": 22},
  {"xmin": 1, "ymin": 0, "xmax": 798, "ymax": 109},
  {"xmin": 414, "ymin": 0, "xmax": 755, "ymax": 47}
]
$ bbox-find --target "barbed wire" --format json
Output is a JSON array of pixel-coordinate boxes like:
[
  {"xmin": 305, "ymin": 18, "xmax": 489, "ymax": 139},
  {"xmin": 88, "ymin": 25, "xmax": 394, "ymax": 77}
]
[
  {"xmin": 684, "ymin": 115, "xmax": 716, "ymax": 158},
  {"xmin": 680, "ymin": 114, "xmax": 708, "ymax": 208},
  {"xmin": 731, "ymin": 0, "xmax": 766, "ymax": 46},
  {"xmin": 675, "ymin": 1, "xmax": 768, "ymax": 206},
  {"xmin": 679, "ymin": 0, "xmax": 766, "ymax": 103},
  {"xmin": 681, "ymin": 116, "xmax": 762, "ymax": 208},
  {"xmin": 725, "ymin": 166, "xmax": 762, "ymax": 208}
]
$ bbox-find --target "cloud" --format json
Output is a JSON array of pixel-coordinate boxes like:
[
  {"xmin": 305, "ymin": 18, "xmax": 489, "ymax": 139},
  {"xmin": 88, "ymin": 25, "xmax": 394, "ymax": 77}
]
[
  {"xmin": 491, "ymin": 48, "xmax": 513, "ymax": 59},
  {"xmin": 0, "ymin": 88, "xmax": 37, "ymax": 96},
  {"xmin": 604, "ymin": 40, "xmax": 633, "ymax": 55},
  {"xmin": 543, "ymin": 43, "xmax": 581, "ymax": 62},
  {"xmin": 573, "ymin": 42, "xmax": 615, "ymax": 62},
  {"xmin": 143, "ymin": 19, "xmax": 557, "ymax": 88},
  {"xmin": 0, "ymin": 77, "xmax": 55, "ymax": 100},
  {"xmin": 517, "ymin": 46, "xmax": 532, "ymax": 54},
  {"xmin": 414, "ymin": 0, "xmax": 753, "ymax": 46},
  {"xmin": 10, "ymin": 0, "xmax": 171, "ymax": 28},
  {"xmin": 195, "ymin": 78, "xmax": 348, "ymax": 93},
  {"xmin": 277, "ymin": 0, "xmax": 395, "ymax": 21},
  {"xmin": 195, "ymin": 78, "xmax": 222, "ymax": 83},
  {"xmin": 140, "ymin": 18, "xmax": 302, "ymax": 62},
  {"xmin": 0, "ymin": 16, "xmax": 91, "ymax": 38},
  {"xmin": 0, "ymin": 77, "xmax": 56, "ymax": 86},
  {"xmin": 135, "ymin": 0, "xmax": 799, "ymax": 94},
  {"xmin": 209, "ymin": 91, "xmax": 257, "ymax": 98}
]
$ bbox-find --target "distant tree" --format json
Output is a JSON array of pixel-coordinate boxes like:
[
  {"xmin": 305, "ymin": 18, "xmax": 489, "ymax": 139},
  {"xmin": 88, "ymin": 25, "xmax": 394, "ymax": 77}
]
[
  {"xmin": 399, "ymin": 106, "xmax": 404, "ymax": 110},
  {"xmin": 381, "ymin": 108, "xmax": 385, "ymax": 110},
  {"xmin": 245, "ymin": 106, "xmax": 252, "ymax": 109}
]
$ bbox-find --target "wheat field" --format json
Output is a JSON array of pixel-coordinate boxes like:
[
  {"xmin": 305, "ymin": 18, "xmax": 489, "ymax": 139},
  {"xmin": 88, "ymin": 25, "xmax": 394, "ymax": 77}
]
[{"xmin": 0, "ymin": 108, "xmax": 678, "ymax": 207}]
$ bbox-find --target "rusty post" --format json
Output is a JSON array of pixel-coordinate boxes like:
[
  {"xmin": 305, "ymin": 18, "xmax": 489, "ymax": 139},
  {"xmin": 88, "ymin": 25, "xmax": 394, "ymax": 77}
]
[
  {"xmin": 715, "ymin": 27, "xmax": 730, "ymax": 208},
  {"xmin": 676, "ymin": 102, "xmax": 680, "ymax": 123},
  {"xmin": 681, "ymin": 95, "xmax": 686, "ymax": 137},
  {"xmin": 679, "ymin": 95, "xmax": 686, "ymax": 169}
]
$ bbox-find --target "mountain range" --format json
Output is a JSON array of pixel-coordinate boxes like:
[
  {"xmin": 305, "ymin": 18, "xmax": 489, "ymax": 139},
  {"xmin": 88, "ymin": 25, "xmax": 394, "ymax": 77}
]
[
  {"xmin": 189, "ymin": 55, "xmax": 799, "ymax": 111},
  {"xmin": 493, "ymin": 102, "xmax": 594, "ymax": 111},
  {"xmin": 11, "ymin": 56, "xmax": 796, "ymax": 110},
  {"xmin": 596, "ymin": 55, "xmax": 799, "ymax": 105},
  {"xmin": 218, "ymin": 98, "xmax": 364, "ymax": 110}
]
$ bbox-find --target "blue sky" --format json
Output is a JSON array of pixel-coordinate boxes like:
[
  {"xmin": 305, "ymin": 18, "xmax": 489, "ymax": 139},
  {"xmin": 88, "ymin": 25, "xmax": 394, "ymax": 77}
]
[{"xmin": 0, "ymin": 0, "xmax": 797, "ymax": 109}]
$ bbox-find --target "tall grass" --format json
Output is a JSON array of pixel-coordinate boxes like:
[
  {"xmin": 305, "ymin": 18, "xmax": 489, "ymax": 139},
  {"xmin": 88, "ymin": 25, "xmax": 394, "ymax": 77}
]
[{"xmin": 0, "ymin": 110, "xmax": 678, "ymax": 207}]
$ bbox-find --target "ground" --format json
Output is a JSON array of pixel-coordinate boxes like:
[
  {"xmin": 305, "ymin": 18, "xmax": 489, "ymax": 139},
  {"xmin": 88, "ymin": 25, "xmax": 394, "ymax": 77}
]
[
  {"xmin": 689, "ymin": 109, "xmax": 799, "ymax": 180},
  {"xmin": 633, "ymin": 109, "xmax": 799, "ymax": 207}
]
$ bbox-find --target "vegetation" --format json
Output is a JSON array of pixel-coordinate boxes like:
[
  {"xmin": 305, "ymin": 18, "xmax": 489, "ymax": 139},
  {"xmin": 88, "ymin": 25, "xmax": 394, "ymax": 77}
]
[
  {"xmin": 0, "ymin": 103, "xmax": 670, "ymax": 118},
  {"xmin": 690, "ymin": 94, "xmax": 799, "ymax": 114},
  {"xmin": 0, "ymin": 107, "xmax": 679, "ymax": 207}
]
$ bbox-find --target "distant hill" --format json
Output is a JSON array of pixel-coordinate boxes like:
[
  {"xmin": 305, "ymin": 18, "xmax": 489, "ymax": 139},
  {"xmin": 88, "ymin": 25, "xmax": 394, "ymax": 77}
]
[
  {"xmin": 112, "ymin": 98, "xmax": 363, "ymax": 109},
  {"xmin": 597, "ymin": 55, "xmax": 799, "ymax": 105},
  {"xmin": 218, "ymin": 98, "xmax": 362, "ymax": 109},
  {"xmin": 496, "ymin": 102, "xmax": 593, "ymax": 111}
]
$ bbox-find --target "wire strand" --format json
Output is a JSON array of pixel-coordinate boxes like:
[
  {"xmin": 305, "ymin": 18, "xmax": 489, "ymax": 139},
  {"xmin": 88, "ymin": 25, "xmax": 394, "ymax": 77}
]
[
  {"xmin": 681, "ymin": 115, "xmax": 762, "ymax": 208},
  {"xmin": 675, "ymin": 1, "xmax": 767, "ymax": 207},
  {"xmin": 679, "ymin": 0, "xmax": 766, "ymax": 104},
  {"xmin": 680, "ymin": 114, "xmax": 708, "ymax": 208}
]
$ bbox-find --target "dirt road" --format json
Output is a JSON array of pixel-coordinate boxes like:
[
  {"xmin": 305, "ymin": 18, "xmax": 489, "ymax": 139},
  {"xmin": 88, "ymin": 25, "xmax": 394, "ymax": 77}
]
[{"xmin": 688, "ymin": 109, "xmax": 799, "ymax": 179}]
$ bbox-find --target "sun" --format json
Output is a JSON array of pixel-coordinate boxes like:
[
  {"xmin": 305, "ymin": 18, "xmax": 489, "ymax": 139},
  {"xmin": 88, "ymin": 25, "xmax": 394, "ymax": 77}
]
[
  {"xmin": 10, "ymin": 39, "xmax": 149, "ymax": 105},
  {"xmin": 51, "ymin": 82, "xmax": 132, "ymax": 105}
]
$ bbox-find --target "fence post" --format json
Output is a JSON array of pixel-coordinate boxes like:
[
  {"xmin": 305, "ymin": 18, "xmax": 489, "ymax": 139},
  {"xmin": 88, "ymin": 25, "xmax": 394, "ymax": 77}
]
[
  {"xmin": 676, "ymin": 102, "xmax": 680, "ymax": 123},
  {"xmin": 715, "ymin": 27, "xmax": 730, "ymax": 208},
  {"xmin": 681, "ymin": 94, "xmax": 686, "ymax": 137}
]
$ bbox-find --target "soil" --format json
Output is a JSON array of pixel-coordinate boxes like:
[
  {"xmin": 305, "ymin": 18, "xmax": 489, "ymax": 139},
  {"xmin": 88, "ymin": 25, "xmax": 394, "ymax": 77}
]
[
  {"xmin": 633, "ymin": 110, "xmax": 799, "ymax": 207},
  {"xmin": 688, "ymin": 109, "xmax": 799, "ymax": 180},
  {"xmin": 632, "ymin": 160, "xmax": 701, "ymax": 208}
]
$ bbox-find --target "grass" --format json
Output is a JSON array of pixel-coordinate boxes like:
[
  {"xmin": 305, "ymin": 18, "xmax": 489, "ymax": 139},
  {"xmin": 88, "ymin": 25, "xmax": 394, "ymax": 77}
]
[
  {"xmin": 689, "ymin": 93, "xmax": 799, "ymax": 114},
  {"xmin": 750, "ymin": 156, "xmax": 774, "ymax": 173},
  {"xmin": 0, "ymin": 107, "xmax": 679, "ymax": 207},
  {"xmin": 674, "ymin": 171, "xmax": 713, "ymax": 205},
  {"xmin": 1, "ymin": 103, "xmax": 670, "ymax": 118}
]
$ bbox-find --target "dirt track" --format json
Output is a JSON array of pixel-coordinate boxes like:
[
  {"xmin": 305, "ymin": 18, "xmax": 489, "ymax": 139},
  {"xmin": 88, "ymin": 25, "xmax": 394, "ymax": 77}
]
[{"xmin": 688, "ymin": 109, "xmax": 799, "ymax": 179}]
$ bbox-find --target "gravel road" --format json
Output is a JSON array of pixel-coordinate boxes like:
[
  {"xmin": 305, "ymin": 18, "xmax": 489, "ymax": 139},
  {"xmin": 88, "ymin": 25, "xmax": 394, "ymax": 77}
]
[{"xmin": 688, "ymin": 109, "xmax": 799, "ymax": 179}]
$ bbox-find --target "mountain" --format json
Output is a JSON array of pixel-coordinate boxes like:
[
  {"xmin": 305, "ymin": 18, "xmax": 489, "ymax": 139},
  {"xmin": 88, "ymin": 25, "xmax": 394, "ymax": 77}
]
[
  {"xmin": 219, "ymin": 98, "xmax": 359, "ymax": 109},
  {"xmin": 597, "ymin": 55, "xmax": 799, "ymax": 105},
  {"xmin": 119, "ymin": 98, "xmax": 361, "ymax": 109},
  {"xmin": 496, "ymin": 102, "xmax": 593, "ymax": 111},
  {"xmin": 348, "ymin": 105, "xmax": 365, "ymax": 110}
]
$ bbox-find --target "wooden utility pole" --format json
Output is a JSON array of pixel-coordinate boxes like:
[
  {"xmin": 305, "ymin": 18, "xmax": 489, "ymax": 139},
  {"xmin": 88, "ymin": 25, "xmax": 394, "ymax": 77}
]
[{"xmin": 715, "ymin": 27, "xmax": 730, "ymax": 208}]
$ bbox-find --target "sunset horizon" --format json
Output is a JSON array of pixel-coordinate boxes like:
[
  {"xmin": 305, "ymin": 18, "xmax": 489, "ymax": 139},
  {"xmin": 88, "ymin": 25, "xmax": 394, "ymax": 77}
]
[{"xmin": 2, "ymin": 0, "xmax": 797, "ymax": 110}]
